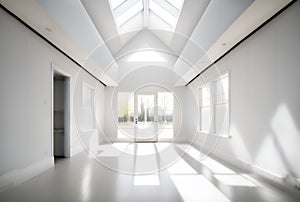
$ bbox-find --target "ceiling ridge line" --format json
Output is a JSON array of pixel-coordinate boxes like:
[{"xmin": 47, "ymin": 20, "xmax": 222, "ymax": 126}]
[{"xmin": 0, "ymin": 3, "xmax": 107, "ymax": 87}]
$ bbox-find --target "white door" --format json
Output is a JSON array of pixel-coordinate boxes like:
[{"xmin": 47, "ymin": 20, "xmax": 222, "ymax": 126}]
[{"xmin": 134, "ymin": 92, "xmax": 158, "ymax": 142}]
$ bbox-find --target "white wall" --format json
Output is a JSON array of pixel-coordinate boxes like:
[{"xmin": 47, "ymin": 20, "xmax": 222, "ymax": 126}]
[
  {"xmin": 0, "ymin": 7, "xmax": 105, "ymax": 189},
  {"xmin": 187, "ymin": 1, "xmax": 300, "ymax": 191}
]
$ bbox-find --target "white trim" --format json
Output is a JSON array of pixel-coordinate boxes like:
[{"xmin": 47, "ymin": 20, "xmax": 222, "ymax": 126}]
[
  {"xmin": 0, "ymin": 157, "xmax": 54, "ymax": 192},
  {"xmin": 114, "ymin": 0, "xmax": 141, "ymax": 16},
  {"xmin": 51, "ymin": 63, "xmax": 72, "ymax": 158},
  {"xmin": 197, "ymin": 72, "xmax": 231, "ymax": 138},
  {"xmin": 143, "ymin": 0, "xmax": 149, "ymax": 27},
  {"xmin": 212, "ymin": 149, "xmax": 300, "ymax": 195},
  {"xmin": 193, "ymin": 143, "xmax": 300, "ymax": 196},
  {"xmin": 152, "ymin": 0, "xmax": 179, "ymax": 17}
]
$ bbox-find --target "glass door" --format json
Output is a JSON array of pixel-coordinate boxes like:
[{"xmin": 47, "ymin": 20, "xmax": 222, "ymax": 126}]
[{"xmin": 134, "ymin": 93, "xmax": 158, "ymax": 142}]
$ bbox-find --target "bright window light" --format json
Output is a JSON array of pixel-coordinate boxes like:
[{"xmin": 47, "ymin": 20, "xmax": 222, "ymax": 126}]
[
  {"xmin": 81, "ymin": 164, "xmax": 92, "ymax": 201},
  {"xmin": 157, "ymin": 126, "xmax": 173, "ymax": 139},
  {"xmin": 154, "ymin": 142, "xmax": 170, "ymax": 151},
  {"xmin": 117, "ymin": 142, "xmax": 135, "ymax": 155},
  {"xmin": 127, "ymin": 51, "xmax": 166, "ymax": 62},
  {"xmin": 111, "ymin": 0, "xmax": 127, "ymax": 10},
  {"xmin": 136, "ymin": 143, "xmax": 156, "ymax": 155},
  {"xmin": 149, "ymin": 0, "xmax": 177, "ymax": 27},
  {"xmin": 134, "ymin": 175, "xmax": 160, "ymax": 186},
  {"xmin": 171, "ymin": 175, "xmax": 230, "ymax": 202},
  {"xmin": 186, "ymin": 147, "xmax": 201, "ymax": 155},
  {"xmin": 117, "ymin": 129, "xmax": 130, "ymax": 139},
  {"xmin": 113, "ymin": 143, "xmax": 129, "ymax": 151},
  {"xmin": 116, "ymin": 0, "xmax": 143, "ymax": 26},
  {"xmin": 110, "ymin": 0, "xmax": 183, "ymax": 32},
  {"xmin": 135, "ymin": 145, "xmax": 159, "ymax": 174},
  {"xmin": 214, "ymin": 174, "xmax": 257, "ymax": 187},
  {"xmin": 168, "ymin": 159, "xmax": 197, "ymax": 174},
  {"xmin": 165, "ymin": 0, "xmax": 184, "ymax": 10},
  {"xmin": 198, "ymin": 157, "xmax": 236, "ymax": 174}
]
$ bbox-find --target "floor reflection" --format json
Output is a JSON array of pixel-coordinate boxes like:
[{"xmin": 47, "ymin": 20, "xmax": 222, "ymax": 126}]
[
  {"xmin": 0, "ymin": 143, "xmax": 298, "ymax": 202},
  {"xmin": 171, "ymin": 175, "xmax": 230, "ymax": 202},
  {"xmin": 134, "ymin": 175, "xmax": 160, "ymax": 186}
]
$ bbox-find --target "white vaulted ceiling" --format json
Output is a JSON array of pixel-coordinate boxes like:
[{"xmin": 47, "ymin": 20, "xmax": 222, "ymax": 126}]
[{"xmin": 0, "ymin": 0, "xmax": 293, "ymax": 86}]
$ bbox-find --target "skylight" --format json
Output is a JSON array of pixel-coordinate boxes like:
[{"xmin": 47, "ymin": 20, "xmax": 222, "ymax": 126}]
[
  {"xmin": 116, "ymin": 0, "xmax": 143, "ymax": 26},
  {"xmin": 111, "ymin": 0, "xmax": 126, "ymax": 10},
  {"xmin": 149, "ymin": 0, "xmax": 177, "ymax": 27},
  {"xmin": 165, "ymin": 0, "xmax": 184, "ymax": 10},
  {"xmin": 110, "ymin": 0, "xmax": 184, "ymax": 32}
]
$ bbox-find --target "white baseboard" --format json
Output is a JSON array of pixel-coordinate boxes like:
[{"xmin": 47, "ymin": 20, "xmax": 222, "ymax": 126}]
[
  {"xmin": 0, "ymin": 157, "xmax": 54, "ymax": 192},
  {"xmin": 192, "ymin": 142, "xmax": 300, "ymax": 196}
]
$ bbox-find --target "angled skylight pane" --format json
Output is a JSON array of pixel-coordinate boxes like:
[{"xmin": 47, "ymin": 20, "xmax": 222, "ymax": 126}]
[
  {"xmin": 149, "ymin": 0, "xmax": 177, "ymax": 27},
  {"xmin": 111, "ymin": 0, "xmax": 127, "ymax": 10},
  {"xmin": 165, "ymin": 0, "xmax": 184, "ymax": 10},
  {"xmin": 116, "ymin": 0, "xmax": 143, "ymax": 26}
]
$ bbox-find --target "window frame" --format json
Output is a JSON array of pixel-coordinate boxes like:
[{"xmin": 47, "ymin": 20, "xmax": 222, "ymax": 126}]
[
  {"xmin": 198, "ymin": 72, "xmax": 231, "ymax": 137},
  {"xmin": 82, "ymin": 81, "xmax": 95, "ymax": 109},
  {"xmin": 198, "ymin": 83, "xmax": 213, "ymax": 134}
]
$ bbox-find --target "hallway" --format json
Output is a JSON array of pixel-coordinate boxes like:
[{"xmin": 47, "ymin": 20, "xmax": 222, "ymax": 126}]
[{"xmin": 0, "ymin": 143, "xmax": 298, "ymax": 202}]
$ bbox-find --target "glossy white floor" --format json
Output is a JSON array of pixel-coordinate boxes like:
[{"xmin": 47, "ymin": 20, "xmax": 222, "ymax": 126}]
[{"xmin": 0, "ymin": 143, "xmax": 299, "ymax": 202}]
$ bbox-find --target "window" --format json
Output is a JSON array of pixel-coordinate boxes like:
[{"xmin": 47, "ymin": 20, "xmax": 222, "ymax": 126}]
[
  {"xmin": 116, "ymin": 0, "xmax": 144, "ymax": 26},
  {"xmin": 111, "ymin": 0, "xmax": 127, "ymax": 9},
  {"xmin": 199, "ymin": 85, "xmax": 212, "ymax": 133},
  {"xmin": 157, "ymin": 92, "xmax": 174, "ymax": 139},
  {"xmin": 109, "ymin": 0, "xmax": 184, "ymax": 32},
  {"xmin": 82, "ymin": 82, "xmax": 95, "ymax": 109},
  {"xmin": 117, "ymin": 92, "xmax": 135, "ymax": 139},
  {"xmin": 215, "ymin": 75, "xmax": 229, "ymax": 135},
  {"xmin": 149, "ymin": 0, "xmax": 177, "ymax": 27},
  {"xmin": 118, "ymin": 92, "xmax": 135, "ymax": 124},
  {"xmin": 199, "ymin": 73, "xmax": 229, "ymax": 136}
]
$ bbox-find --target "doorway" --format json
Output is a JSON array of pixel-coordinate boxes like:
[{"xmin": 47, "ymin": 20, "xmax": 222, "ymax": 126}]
[
  {"xmin": 53, "ymin": 71, "xmax": 70, "ymax": 159},
  {"xmin": 117, "ymin": 91, "xmax": 174, "ymax": 142},
  {"xmin": 134, "ymin": 92, "xmax": 158, "ymax": 142}
]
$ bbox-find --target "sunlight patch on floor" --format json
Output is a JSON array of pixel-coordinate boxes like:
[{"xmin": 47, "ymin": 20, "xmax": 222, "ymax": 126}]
[
  {"xmin": 168, "ymin": 159, "xmax": 197, "ymax": 174},
  {"xmin": 191, "ymin": 155, "xmax": 236, "ymax": 174},
  {"xmin": 134, "ymin": 175, "xmax": 160, "ymax": 186},
  {"xmin": 171, "ymin": 175, "xmax": 230, "ymax": 202},
  {"xmin": 136, "ymin": 143, "xmax": 156, "ymax": 155},
  {"xmin": 154, "ymin": 142, "xmax": 170, "ymax": 152},
  {"xmin": 214, "ymin": 174, "xmax": 257, "ymax": 187}
]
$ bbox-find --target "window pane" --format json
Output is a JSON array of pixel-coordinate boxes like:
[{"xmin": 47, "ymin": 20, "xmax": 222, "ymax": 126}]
[
  {"xmin": 201, "ymin": 87, "xmax": 211, "ymax": 107},
  {"xmin": 216, "ymin": 75, "xmax": 229, "ymax": 104},
  {"xmin": 158, "ymin": 92, "xmax": 174, "ymax": 139},
  {"xmin": 116, "ymin": 0, "xmax": 143, "ymax": 26},
  {"xmin": 200, "ymin": 107, "xmax": 211, "ymax": 132},
  {"xmin": 118, "ymin": 92, "xmax": 134, "ymax": 124},
  {"xmin": 165, "ymin": 0, "xmax": 184, "ymax": 10},
  {"xmin": 149, "ymin": 0, "xmax": 177, "ymax": 27},
  {"xmin": 215, "ymin": 104, "xmax": 229, "ymax": 135},
  {"xmin": 111, "ymin": 0, "xmax": 127, "ymax": 10},
  {"xmin": 137, "ymin": 95, "xmax": 154, "ymax": 122}
]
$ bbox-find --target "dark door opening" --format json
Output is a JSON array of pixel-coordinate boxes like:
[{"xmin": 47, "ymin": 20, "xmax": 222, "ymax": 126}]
[{"xmin": 53, "ymin": 72, "xmax": 70, "ymax": 159}]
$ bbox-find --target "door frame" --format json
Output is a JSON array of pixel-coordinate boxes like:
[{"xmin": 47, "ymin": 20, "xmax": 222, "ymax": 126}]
[
  {"xmin": 51, "ymin": 63, "xmax": 71, "ymax": 158},
  {"xmin": 134, "ymin": 92, "xmax": 158, "ymax": 142}
]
